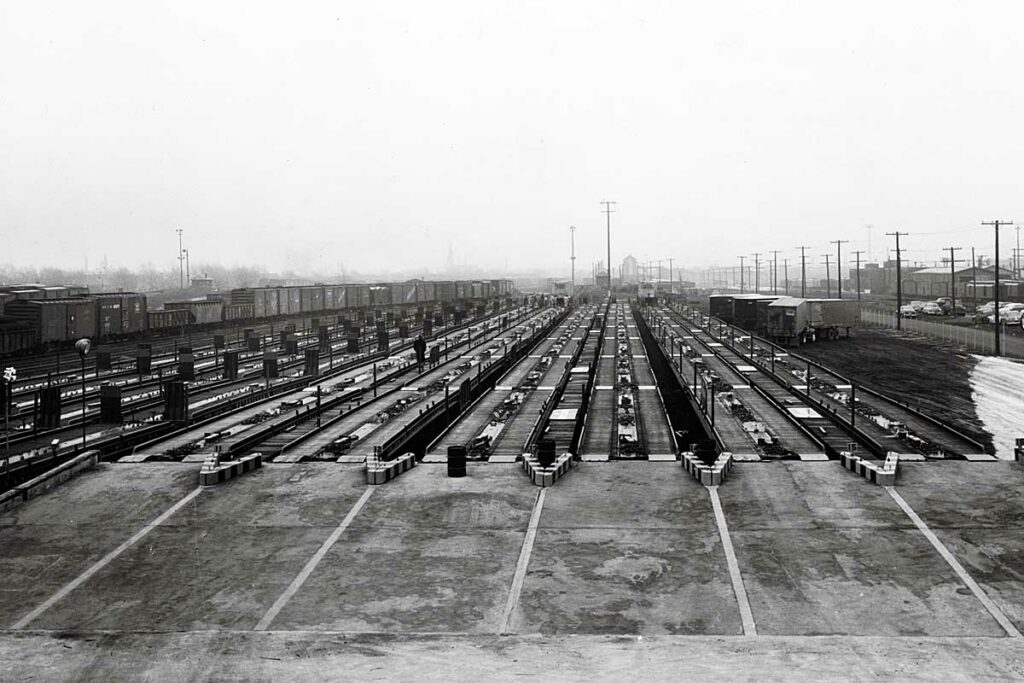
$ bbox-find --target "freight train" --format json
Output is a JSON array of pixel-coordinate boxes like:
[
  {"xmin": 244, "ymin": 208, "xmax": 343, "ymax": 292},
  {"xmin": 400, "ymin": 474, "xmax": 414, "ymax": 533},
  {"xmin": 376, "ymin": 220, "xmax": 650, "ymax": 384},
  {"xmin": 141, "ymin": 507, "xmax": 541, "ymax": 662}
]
[{"xmin": 0, "ymin": 279, "xmax": 515, "ymax": 354}]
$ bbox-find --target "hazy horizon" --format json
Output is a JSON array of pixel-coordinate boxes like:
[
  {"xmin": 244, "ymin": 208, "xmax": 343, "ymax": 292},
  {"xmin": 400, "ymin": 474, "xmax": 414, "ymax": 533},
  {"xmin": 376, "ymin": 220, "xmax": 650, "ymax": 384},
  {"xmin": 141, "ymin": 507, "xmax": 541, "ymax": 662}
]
[{"xmin": 4, "ymin": 1, "xmax": 1023, "ymax": 279}]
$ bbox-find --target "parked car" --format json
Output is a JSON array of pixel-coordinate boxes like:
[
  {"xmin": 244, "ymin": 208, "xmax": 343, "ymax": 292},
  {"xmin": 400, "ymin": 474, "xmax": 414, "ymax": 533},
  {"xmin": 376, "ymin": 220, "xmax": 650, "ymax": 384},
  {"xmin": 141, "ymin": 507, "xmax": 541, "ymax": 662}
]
[
  {"xmin": 987, "ymin": 303, "xmax": 1024, "ymax": 324},
  {"xmin": 920, "ymin": 302, "xmax": 944, "ymax": 316},
  {"xmin": 900, "ymin": 305, "xmax": 918, "ymax": 319},
  {"xmin": 909, "ymin": 300, "xmax": 929, "ymax": 312}
]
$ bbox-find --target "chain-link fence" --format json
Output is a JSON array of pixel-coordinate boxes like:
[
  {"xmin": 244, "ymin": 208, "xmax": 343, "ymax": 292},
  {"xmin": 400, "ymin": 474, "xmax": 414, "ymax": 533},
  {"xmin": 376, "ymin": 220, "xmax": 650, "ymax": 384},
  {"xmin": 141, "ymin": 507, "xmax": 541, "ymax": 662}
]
[{"xmin": 860, "ymin": 308, "xmax": 1024, "ymax": 359}]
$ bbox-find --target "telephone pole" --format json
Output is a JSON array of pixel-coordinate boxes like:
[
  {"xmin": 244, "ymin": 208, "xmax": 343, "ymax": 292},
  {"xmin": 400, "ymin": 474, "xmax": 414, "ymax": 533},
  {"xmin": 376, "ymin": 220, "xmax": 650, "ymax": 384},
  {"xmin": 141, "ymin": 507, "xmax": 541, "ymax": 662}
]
[
  {"xmin": 600, "ymin": 201, "xmax": 616, "ymax": 297},
  {"xmin": 176, "ymin": 228, "xmax": 184, "ymax": 290},
  {"xmin": 982, "ymin": 220, "xmax": 1014, "ymax": 355},
  {"xmin": 831, "ymin": 239, "xmax": 849, "ymax": 299},
  {"xmin": 783, "ymin": 258, "xmax": 790, "ymax": 295},
  {"xmin": 738, "ymin": 256, "xmax": 746, "ymax": 293},
  {"xmin": 822, "ymin": 254, "xmax": 832, "ymax": 298},
  {"xmin": 569, "ymin": 226, "xmax": 576, "ymax": 301},
  {"xmin": 886, "ymin": 232, "xmax": 908, "ymax": 330},
  {"xmin": 796, "ymin": 246, "xmax": 809, "ymax": 297},
  {"xmin": 943, "ymin": 246, "xmax": 964, "ymax": 314},
  {"xmin": 668, "ymin": 257, "xmax": 674, "ymax": 295},
  {"xmin": 851, "ymin": 250, "xmax": 865, "ymax": 302},
  {"xmin": 751, "ymin": 253, "xmax": 761, "ymax": 293}
]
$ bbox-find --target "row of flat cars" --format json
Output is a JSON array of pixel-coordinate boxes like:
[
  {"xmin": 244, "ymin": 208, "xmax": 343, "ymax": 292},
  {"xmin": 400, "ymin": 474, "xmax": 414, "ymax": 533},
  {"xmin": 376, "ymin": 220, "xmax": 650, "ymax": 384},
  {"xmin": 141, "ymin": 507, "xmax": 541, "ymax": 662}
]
[{"xmin": 900, "ymin": 297, "xmax": 1024, "ymax": 326}]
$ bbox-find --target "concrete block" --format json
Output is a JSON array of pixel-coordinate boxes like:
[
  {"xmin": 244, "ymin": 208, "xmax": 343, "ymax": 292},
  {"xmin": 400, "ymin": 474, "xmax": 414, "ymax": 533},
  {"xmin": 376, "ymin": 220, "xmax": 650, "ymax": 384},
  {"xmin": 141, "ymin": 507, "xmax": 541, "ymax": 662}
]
[
  {"xmin": 681, "ymin": 451, "xmax": 734, "ymax": 486},
  {"xmin": 366, "ymin": 452, "xmax": 417, "ymax": 485},
  {"xmin": 200, "ymin": 453, "xmax": 262, "ymax": 487},
  {"xmin": 522, "ymin": 451, "xmax": 574, "ymax": 488}
]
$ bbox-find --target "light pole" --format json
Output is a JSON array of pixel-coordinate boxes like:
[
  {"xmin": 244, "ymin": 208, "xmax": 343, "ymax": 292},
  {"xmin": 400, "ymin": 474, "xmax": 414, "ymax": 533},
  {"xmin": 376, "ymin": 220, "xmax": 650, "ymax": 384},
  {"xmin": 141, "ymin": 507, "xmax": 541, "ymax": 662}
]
[{"xmin": 76, "ymin": 339, "xmax": 91, "ymax": 450}]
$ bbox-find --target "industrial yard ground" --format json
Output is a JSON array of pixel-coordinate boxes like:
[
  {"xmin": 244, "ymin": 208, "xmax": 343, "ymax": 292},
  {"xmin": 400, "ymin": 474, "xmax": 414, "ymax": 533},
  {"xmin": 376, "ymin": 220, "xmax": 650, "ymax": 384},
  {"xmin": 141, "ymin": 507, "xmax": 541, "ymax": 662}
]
[
  {"xmin": 796, "ymin": 327, "xmax": 995, "ymax": 451},
  {"xmin": 3, "ymin": 459, "xmax": 1024, "ymax": 679}
]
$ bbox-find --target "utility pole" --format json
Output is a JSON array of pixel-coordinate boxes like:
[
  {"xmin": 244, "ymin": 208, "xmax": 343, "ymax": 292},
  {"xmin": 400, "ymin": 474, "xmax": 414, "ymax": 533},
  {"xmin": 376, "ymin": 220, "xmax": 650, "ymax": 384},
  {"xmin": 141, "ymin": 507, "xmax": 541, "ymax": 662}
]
[
  {"xmin": 183, "ymin": 248, "xmax": 190, "ymax": 286},
  {"xmin": 569, "ymin": 226, "xmax": 576, "ymax": 301},
  {"xmin": 822, "ymin": 254, "xmax": 832, "ymax": 298},
  {"xmin": 769, "ymin": 250, "xmax": 781, "ymax": 294},
  {"xmin": 886, "ymin": 231, "xmax": 908, "ymax": 330},
  {"xmin": 1011, "ymin": 227, "xmax": 1019, "ymax": 280},
  {"xmin": 851, "ymin": 250, "xmax": 865, "ymax": 302},
  {"xmin": 739, "ymin": 256, "xmax": 746, "ymax": 293},
  {"xmin": 982, "ymin": 220, "xmax": 1013, "ymax": 356},
  {"xmin": 668, "ymin": 257, "xmax": 674, "ymax": 295},
  {"xmin": 752, "ymin": 253, "xmax": 761, "ymax": 293},
  {"xmin": 783, "ymin": 258, "xmax": 790, "ymax": 295},
  {"xmin": 943, "ymin": 246, "xmax": 964, "ymax": 314},
  {"xmin": 601, "ymin": 201, "xmax": 615, "ymax": 298},
  {"xmin": 796, "ymin": 246, "xmax": 809, "ymax": 297},
  {"xmin": 831, "ymin": 239, "xmax": 849, "ymax": 299},
  {"xmin": 176, "ymin": 228, "xmax": 184, "ymax": 290},
  {"xmin": 972, "ymin": 248, "xmax": 979, "ymax": 315}
]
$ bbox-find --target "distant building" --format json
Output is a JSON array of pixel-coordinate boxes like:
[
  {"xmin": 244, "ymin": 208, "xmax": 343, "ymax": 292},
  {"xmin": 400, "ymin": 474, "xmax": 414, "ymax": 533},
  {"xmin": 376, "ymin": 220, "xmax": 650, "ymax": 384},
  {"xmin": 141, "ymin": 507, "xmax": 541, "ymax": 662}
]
[
  {"xmin": 903, "ymin": 265, "xmax": 1014, "ymax": 300},
  {"xmin": 621, "ymin": 255, "xmax": 639, "ymax": 285},
  {"xmin": 190, "ymin": 276, "xmax": 215, "ymax": 291}
]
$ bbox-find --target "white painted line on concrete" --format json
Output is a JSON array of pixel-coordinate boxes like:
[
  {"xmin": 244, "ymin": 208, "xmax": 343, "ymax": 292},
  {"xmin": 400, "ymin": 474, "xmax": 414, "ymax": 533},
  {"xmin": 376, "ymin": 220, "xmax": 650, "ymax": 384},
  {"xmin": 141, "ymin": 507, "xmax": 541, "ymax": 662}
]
[
  {"xmin": 886, "ymin": 486, "xmax": 1022, "ymax": 638},
  {"xmin": 500, "ymin": 488, "xmax": 546, "ymax": 635},
  {"xmin": 707, "ymin": 486, "xmax": 757, "ymax": 636},
  {"xmin": 255, "ymin": 486, "xmax": 376, "ymax": 631},
  {"xmin": 12, "ymin": 486, "xmax": 204, "ymax": 630}
]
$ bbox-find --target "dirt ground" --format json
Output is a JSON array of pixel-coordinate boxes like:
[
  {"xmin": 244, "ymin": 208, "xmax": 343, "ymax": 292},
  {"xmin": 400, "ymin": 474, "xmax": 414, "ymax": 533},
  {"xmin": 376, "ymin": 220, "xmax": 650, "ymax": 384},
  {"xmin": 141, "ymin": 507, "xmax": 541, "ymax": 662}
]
[{"xmin": 794, "ymin": 327, "xmax": 993, "ymax": 452}]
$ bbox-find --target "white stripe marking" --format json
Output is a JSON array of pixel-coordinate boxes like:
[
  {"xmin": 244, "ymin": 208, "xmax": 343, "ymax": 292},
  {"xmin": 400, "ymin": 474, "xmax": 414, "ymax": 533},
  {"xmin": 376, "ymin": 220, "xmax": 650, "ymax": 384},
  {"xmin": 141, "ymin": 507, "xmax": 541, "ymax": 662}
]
[
  {"xmin": 886, "ymin": 486, "xmax": 1022, "ymax": 638},
  {"xmin": 499, "ymin": 488, "xmax": 546, "ymax": 634},
  {"xmin": 708, "ymin": 486, "xmax": 757, "ymax": 636},
  {"xmin": 254, "ymin": 486, "xmax": 375, "ymax": 631},
  {"xmin": 12, "ymin": 486, "xmax": 204, "ymax": 629}
]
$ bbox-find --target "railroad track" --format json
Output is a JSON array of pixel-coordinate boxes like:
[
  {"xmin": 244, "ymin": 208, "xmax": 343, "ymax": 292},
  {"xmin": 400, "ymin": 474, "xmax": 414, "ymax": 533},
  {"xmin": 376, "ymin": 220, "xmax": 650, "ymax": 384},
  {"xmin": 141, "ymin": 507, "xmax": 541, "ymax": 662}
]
[
  {"xmin": 670, "ymin": 304, "xmax": 988, "ymax": 459},
  {"xmin": 1, "ymin": 307, "xmax": 532, "ymax": 486}
]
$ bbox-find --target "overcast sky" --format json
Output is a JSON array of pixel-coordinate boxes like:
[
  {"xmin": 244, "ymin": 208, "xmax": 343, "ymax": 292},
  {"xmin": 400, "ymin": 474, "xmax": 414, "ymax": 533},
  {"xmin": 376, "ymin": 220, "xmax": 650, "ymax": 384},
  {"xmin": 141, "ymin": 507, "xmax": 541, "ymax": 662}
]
[{"xmin": 3, "ymin": 1, "xmax": 1023, "ymax": 278}]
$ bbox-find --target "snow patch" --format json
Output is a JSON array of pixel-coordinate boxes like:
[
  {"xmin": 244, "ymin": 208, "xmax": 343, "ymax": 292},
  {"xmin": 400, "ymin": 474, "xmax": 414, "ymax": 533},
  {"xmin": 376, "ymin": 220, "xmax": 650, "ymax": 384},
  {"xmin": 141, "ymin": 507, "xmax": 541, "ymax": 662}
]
[{"xmin": 969, "ymin": 355, "xmax": 1024, "ymax": 459}]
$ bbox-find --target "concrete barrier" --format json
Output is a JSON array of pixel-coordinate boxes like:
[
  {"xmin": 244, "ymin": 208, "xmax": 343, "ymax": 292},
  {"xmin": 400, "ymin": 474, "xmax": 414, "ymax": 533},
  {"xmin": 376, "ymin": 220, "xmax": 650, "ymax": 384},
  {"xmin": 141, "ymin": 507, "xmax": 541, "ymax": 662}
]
[
  {"xmin": 840, "ymin": 451, "xmax": 898, "ymax": 486},
  {"xmin": 522, "ymin": 451, "xmax": 574, "ymax": 487},
  {"xmin": 199, "ymin": 452, "xmax": 262, "ymax": 487},
  {"xmin": 0, "ymin": 450, "xmax": 101, "ymax": 513},
  {"xmin": 681, "ymin": 451, "xmax": 733, "ymax": 486},
  {"xmin": 366, "ymin": 452, "xmax": 417, "ymax": 485}
]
